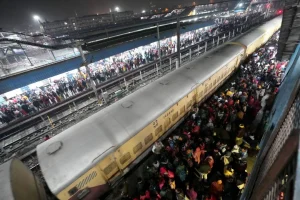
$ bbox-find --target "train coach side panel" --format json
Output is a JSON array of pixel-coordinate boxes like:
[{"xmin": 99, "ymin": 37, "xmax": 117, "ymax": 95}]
[
  {"xmin": 58, "ymin": 166, "xmax": 108, "ymax": 200},
  {"xmin": 112, "ymin": 95, "xmax": 191, "ymax": 171},
  {"xmin": 113, "ymin": 124, "xmax": 158, "ymax": 170}
]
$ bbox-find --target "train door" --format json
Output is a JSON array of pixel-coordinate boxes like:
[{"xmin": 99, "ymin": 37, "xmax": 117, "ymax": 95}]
[
  {"xmin": 204, "ymin": 83, "xmax": 208, "ymax": 95},
  {"xmin": 197, "ymin": 84, "xmax": 204, "ymax": 103},
  {"xmin": 164, "ymin": 117, "xmax": 171, "ymax": 130}
]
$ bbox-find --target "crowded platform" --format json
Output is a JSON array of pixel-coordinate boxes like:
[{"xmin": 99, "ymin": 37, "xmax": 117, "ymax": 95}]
[
  {"xmin": 0, "ymin": 14, "xmax": 252, "ymax": 126},
  {"xmin": 117, "ymin": 33, "xmax": 286, "ymax": 200}
]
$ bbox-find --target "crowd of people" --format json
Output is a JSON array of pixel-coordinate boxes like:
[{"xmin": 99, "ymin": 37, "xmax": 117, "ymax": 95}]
[
  {"xmin": 0, "ymin": 24, "xmax": 218, "ymax": 125},
  {"xmin": 0, "ymin": 13, "xmax": 258, "ymax": 125},
  {"xmin": 119, "ymin": 34, "xmax": 284, "ymax": 200}
]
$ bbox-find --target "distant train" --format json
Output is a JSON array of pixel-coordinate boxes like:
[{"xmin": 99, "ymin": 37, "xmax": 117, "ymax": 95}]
[
  {"xmin": 36, "ymin": 16, "xmax": 282, "ymax": 200},
  {"xmin": 0, "ymin": 159, "xmax": 47, "ymax": 200}
]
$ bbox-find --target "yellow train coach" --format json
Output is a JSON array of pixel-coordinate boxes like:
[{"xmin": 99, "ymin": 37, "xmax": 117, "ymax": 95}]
[{"xmin": 36, "ymin": 16, "xmax": 282, "ymax": 200}]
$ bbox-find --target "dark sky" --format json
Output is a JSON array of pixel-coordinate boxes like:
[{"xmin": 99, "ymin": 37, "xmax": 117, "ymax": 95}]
[{"xmin": 0, "ymin": 0, "xmax": 214, "ymax": 31}]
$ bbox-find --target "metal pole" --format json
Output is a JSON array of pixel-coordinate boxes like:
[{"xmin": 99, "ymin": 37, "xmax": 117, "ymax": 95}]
[
  {"xmin": 223, "ymin": 33, "xmax": 225, "ymax": 43},
  {"xmin": 78, "ymin": 68, "xmax": 85, "ymax": 79},
  {"xmin": 101, "ymin": 89, "xmax": 107, "ymax": 104},
  {"xmin": 73, "ymin": 101, "xmax": 77, "ymax": 110},
  {"xmin": 180, "ymin": 53, "xmax": 182, "ymax": 63},
  {"xmin": 19, "ymin": 43, "xmax": 33, "ymax": 66},
  {"xmin": 124, "ymin": 78, "xmax": 128, "ymax": 91},
  {"xmin": 49, "ymin": 49, "xmax": 56, "ymax": 61},
  {"xmin": 47, "ymin": 116, "xmax": 54, "ymax": 128},
  {"xmin": 198, "ymin": 45, "xmax": 200, "ymax": 53},
  {"xmin": 229, "ymin": 31, "xmax": 231, "ymax": 39},
  {"xmin": 205, "ymin": 42, "xmax": 207, "ymax": 52},
  {"xmin": 176, "ymin": 16, "xmax": 181, "ymax": 68},
  {"xmin": 189, "ymin": 49, "xmax": 192, "ymax": 61},
  {"xmin": 156, "ymin": 23, "xmax": 162, "ymax": 68},
  {"xmin": 77, "ymin": 45, "xmax": 101, "ymax": 103},
  {"xmin": 169, "ymin": 58, "xmax": 172, "ymax": 71},
  {"xmin": 217, "ymin": 36, "xmax": 220, "ymax": 46},
  {"xmin": 212, "ymin": 38, "xmax": 215, "ymax": 47},
  {"xmin": 140, "ymin": 70, "xmax": 143, "ymax": 80}
]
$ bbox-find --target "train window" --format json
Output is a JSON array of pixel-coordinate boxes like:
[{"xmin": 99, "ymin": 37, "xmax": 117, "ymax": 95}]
[
  {"xmin": 145, "ymin": 133, "xmax": 153, "ymax": 144},
  {"xmin": 155, "ymin": 126, "xmax": 163, "ymax": 136},
  {"xmin": 68, "ymin": 187, "xmax": 78, "ymax": 196},
  {"xmin": 133, "ymin": 142, "xmax": 143, "ymax": 154},
  {"xmin": 120, "ymin": 152, "xmax": 131, "ymax": 165},
  {"xmin": 172, "ymin": 112, "xmax": 178, "ymax": 121},
  {"xmin": 180, "ymin": 106, "xmax": 185, "ymax": 115},
  {"xmin": 103, "ymin": 162, "xmax": 117, "ymax": 175},
  {"xmin": 164, "ymin": 118, "xmax": 171, "ymax": 128}
]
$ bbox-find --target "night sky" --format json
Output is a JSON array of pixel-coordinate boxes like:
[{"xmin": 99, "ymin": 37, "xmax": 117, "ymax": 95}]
[{"xmin": 0, "ymin": 0, "xmax": 214, "ymax": 31}]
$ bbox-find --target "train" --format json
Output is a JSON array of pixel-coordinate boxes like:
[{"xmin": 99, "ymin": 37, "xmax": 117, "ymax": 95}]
[
  {"xmin": 36, "ymin": 16, "xmax": 282, "ymax": 200},
  {"xmin": 0, "ymin": 158, "xmax": 47, "ymax": 200}
]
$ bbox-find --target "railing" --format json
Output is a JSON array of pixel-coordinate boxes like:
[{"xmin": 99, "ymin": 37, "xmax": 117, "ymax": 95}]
[{"xmin": 0, "ymin": 14, "xmax": 270, "ymax": 165}]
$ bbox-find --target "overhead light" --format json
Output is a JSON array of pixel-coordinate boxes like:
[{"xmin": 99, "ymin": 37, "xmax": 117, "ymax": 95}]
[{"xmin": 33, "ymin": 15, "xmax": 40, "ymax": 21}]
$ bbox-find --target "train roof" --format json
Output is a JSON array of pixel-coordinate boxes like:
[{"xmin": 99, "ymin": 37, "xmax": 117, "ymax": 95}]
[
  {"xmin": 37, "ymin": 16, "xmax": 282, "ymax": 195},
  {"xmin": 234, "ymin": 16, "xmax": 282, "ymax": 47}
]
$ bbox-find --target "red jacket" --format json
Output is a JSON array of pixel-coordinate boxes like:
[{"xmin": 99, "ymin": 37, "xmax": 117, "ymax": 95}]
[{"xmin": 140, "ymin": 190, "xmax": 150, "ymax": 200}]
